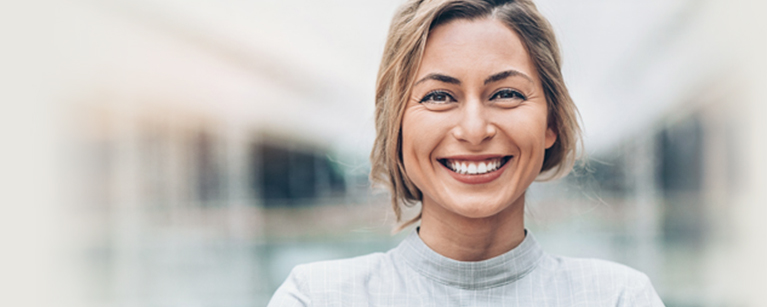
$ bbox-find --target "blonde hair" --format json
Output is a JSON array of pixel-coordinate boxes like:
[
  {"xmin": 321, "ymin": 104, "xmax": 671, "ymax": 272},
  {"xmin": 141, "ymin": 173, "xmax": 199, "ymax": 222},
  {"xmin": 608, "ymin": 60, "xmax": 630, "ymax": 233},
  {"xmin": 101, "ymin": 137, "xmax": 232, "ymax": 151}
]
[{"xmin": 370, "ymin": 0, "xmax": 582, "ymax": 230}]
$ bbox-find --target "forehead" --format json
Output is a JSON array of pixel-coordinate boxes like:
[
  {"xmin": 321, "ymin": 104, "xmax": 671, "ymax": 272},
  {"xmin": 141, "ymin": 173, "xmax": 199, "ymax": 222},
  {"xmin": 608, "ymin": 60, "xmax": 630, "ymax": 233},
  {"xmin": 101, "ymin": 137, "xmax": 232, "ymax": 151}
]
[{"xmin": 419, "ymin": 18, "xmax": 537, "ymax": 82}]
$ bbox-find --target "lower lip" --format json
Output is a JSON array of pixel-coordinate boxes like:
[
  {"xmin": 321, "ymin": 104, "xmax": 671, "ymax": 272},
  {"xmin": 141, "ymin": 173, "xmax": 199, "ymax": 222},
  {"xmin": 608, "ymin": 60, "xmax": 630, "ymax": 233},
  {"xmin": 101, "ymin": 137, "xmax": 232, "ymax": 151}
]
[{"xmin": 441, "ymin": 159, "xmax": 510, "ymax": 184}]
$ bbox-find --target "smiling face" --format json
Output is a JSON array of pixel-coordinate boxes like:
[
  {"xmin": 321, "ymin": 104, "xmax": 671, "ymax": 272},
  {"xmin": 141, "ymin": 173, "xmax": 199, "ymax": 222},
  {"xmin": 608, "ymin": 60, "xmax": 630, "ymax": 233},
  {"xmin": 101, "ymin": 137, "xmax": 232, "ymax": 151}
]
[{"xmin": 401, "ymin": 18, "xmax": 556, "ymax": 221}]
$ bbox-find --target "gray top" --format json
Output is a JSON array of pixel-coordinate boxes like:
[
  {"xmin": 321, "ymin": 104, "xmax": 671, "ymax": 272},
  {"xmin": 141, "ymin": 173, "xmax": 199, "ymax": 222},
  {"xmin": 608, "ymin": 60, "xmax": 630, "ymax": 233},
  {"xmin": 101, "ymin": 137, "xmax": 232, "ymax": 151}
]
[{"xmin": 268, "ymin": 230, "xmax": 664, "ymax": 306}]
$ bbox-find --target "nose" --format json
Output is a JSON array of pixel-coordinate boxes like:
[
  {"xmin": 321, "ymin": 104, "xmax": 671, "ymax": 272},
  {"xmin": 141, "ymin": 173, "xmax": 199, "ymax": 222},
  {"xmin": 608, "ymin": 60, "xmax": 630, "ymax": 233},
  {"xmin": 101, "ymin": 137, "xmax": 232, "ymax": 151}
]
[{"xmin": 452, "ymin": 100, "xmax": 496, "ymax": 146}]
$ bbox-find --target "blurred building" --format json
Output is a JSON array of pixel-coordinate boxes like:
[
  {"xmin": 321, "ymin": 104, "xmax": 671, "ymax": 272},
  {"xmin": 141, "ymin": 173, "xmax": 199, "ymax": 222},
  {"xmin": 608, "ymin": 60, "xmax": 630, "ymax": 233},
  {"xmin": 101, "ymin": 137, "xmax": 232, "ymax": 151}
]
[{"xmin": 1, "ymin": 0, "xmax": 765, "ymax": 306}]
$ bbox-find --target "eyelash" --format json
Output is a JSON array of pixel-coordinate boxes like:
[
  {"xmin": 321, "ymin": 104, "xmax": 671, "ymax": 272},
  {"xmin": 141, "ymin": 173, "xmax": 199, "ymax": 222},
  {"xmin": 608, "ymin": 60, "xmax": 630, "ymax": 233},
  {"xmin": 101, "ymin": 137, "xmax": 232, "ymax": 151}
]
[
  {"xmin": 490, "ymin": 89, "xmax": 526, "ymax": 101},
  {"xmin": 419, "ymin": 90, "xmax": 455, "ymax": 104},
  {"xmin": 419, "ymin": 89, "xmax": 526, "ymax": 104}
]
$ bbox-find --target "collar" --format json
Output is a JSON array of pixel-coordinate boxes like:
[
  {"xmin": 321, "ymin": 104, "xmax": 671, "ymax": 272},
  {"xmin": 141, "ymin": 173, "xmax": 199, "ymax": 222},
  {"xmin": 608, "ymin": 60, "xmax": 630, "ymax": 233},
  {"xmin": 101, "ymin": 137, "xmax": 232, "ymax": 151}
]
[{"xmin": 395, "ymin": 228, "xmax": 544, "ymax": 290}]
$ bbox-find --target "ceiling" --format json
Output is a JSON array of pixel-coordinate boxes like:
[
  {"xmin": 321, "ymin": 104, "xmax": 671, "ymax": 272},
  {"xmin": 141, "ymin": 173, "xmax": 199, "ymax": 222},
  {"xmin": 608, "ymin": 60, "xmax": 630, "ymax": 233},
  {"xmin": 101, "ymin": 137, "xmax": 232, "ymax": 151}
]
[{"xmin": 86, "ymin": 0, "xmax": 727, "ymax": 156}]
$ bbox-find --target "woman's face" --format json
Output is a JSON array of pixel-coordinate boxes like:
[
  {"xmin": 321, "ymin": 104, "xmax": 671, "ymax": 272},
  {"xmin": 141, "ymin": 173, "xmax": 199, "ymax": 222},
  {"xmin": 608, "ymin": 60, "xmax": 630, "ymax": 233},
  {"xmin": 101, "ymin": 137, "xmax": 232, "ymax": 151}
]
[{"xmin": 402, "ymin": 18, "xmax": 556, "ymax": 220}]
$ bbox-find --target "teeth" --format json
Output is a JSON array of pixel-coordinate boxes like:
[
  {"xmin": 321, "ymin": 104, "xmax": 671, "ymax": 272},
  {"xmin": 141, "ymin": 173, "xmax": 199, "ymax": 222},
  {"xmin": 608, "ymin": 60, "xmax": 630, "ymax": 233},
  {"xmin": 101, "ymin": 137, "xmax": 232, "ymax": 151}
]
[
  {"xmin": 477, "ymin": 162, "xmax": 487, "ymax": 173},
  {"xmin": 445, "ymin": 158, "xmax": 505, "ymax": 175}
]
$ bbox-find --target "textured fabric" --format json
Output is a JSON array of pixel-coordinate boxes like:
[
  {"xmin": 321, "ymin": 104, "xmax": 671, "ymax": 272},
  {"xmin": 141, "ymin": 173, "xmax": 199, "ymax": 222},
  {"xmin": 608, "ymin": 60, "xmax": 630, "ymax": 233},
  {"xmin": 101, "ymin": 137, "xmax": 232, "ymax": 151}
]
[{"xmin": 268, "ymin": 230, "xmax": 665, "ymax": 307}]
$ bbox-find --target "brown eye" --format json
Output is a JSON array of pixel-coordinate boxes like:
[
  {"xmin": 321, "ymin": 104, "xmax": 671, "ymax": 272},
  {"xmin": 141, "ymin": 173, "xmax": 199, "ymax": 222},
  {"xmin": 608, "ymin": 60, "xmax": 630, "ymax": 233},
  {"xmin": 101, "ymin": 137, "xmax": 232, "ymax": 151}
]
[
  {"xmin": 490, "ymin": 89, "xmax": 526, "ymax": 101},
  {"xmin": 420, "ymin": 91, "xmax": 456, "ymax": 104}
]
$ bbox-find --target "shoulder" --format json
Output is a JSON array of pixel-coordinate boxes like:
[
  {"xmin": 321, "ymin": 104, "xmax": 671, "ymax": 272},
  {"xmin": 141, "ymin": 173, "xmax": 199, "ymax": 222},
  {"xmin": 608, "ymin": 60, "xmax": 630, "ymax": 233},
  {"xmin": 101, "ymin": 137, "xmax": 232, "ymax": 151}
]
[
  {"xmin": 267, "ymin": 252, "xmax": 394, "ymax": 307},
  {"xmin": 545, "ymin": 255, "xmax": 648, "ymax": 283},
  {"xmin": 540, "ymin": 255, "xmax": 664, "ymax": 306},
  {"xmin": 290, "ymin": 251, "xmax": 392, "ymax": 285}
]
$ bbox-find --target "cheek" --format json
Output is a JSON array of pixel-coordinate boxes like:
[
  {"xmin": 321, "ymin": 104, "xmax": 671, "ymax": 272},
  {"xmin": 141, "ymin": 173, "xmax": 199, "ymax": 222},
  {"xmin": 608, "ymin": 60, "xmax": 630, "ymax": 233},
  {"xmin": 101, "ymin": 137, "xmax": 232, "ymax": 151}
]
[
  {"xmin": 400, "ymin": 127, "xmax": 418, "ymax": 174},
  {"xmin": 400, "ymin": 113, "xmax": 423, "ymax": 185},
  {"xmin": 497, "ymin": 109, "xmax": 551, "ymax": 150},
  {"xmin": 401, "ymin": 111, "xmax": 445, "ymax": 182}
]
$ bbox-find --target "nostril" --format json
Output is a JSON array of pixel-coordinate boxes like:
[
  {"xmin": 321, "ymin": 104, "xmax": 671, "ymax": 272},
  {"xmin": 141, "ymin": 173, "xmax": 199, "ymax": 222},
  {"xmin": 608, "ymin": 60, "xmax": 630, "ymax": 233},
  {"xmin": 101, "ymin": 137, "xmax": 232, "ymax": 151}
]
[
  {"xmin": 486, "ymin": 124, "xmax": 497, "ymax": 138},
  {"xmin": 451, "ymin": 107, "xmax": 496, "ymax": 144},
  {"xmin": 452, "ymin": 122, "xmax": 496, "ymax": 145}
]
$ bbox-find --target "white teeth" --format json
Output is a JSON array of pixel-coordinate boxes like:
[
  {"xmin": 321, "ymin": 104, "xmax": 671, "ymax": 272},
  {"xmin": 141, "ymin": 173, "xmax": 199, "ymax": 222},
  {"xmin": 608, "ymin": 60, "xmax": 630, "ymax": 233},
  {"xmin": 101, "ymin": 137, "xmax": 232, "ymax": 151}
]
[
  {"xmin": 477, "ymin": 162, "xmax": 487, "ymax": 173},
  {"xmin": 446, "ymin": 158, "xmax": 504, "ymax": 175}
]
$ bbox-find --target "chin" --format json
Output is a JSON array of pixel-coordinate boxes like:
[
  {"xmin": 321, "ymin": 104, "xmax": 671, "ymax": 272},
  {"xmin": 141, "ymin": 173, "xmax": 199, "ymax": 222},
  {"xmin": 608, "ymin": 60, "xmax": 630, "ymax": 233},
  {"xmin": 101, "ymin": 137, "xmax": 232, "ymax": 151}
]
[
  {"xmin": 454, "ymin": 208, "xmax": 500, "ymax": 219},
  {"xmin": 442, "ymin": 193, "xmax": 520, "ymax": 219}
]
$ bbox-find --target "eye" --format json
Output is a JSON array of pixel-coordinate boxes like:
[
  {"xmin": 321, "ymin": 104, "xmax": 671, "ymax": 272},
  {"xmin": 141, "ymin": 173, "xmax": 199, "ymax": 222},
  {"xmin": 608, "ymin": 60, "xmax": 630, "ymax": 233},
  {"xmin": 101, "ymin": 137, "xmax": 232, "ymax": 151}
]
[
  {"xmin": 419, "ymin": 90, "xmax": 456, "ymax": 104},
  {"xmin": 490, "ymin": 89, "xmax": 526, "ymax": 101}
]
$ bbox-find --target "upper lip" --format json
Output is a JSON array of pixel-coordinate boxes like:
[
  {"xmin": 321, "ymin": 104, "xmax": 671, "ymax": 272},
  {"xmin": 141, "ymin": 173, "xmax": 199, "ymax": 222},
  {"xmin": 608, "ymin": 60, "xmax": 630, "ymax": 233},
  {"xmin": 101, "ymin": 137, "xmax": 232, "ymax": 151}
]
[{"xmin": 436, "ymin": 154, "xmax": 510, "ymax": 161}]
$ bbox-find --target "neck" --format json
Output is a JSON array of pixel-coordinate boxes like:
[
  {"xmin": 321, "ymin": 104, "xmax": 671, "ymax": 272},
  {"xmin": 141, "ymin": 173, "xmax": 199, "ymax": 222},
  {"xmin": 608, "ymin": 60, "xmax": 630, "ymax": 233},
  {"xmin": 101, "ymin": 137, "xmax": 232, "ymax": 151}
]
[{"xmin": 418, "ymin": 194, "xmax": 526, "ymax": 261}]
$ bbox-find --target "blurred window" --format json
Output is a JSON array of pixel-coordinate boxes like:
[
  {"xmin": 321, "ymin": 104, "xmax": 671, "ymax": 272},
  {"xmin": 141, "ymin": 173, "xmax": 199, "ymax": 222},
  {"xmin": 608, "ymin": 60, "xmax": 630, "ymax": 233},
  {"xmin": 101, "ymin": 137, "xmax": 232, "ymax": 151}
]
[{"xmin": 253, "ymin": 143, "xmax": 346, "ymax": 207}]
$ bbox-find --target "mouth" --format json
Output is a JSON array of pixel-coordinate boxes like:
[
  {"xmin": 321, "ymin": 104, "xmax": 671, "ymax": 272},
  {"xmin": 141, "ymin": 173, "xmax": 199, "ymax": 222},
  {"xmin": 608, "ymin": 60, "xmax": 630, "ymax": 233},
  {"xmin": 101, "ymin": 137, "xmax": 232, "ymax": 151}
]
[{"xmin": 438, "ymin": 156, "xmax": 512, "ymax": 175}]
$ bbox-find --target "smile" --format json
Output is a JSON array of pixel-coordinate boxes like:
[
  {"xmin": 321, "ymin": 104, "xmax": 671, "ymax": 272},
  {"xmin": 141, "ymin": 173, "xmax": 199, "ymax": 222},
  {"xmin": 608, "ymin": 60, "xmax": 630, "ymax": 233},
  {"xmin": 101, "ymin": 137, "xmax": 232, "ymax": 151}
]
[{"xmin": 438, "ymin": 156, "xmax": 512, "ymax": 175}]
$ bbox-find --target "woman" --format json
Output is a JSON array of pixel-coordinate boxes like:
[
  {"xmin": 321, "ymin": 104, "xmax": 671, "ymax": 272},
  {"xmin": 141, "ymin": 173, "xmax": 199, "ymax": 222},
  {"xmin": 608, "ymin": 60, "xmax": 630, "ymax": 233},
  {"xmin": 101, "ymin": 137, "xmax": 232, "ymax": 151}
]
[{"xmin": 269, "ymin": 0, "xmax": 664, "ymax": 306}]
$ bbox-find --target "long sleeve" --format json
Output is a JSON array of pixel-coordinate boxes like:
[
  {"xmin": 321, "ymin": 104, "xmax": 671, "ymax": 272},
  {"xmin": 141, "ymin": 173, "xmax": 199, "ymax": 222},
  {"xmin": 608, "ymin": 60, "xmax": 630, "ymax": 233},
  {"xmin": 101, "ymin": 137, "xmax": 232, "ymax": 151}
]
[
  {"xmin": 617, "ymin": 273, "xmax": 665, "ymax": 307},
  {"xmin": 267, "ymin": 266, "xmax": 311, "ymax": 307}
]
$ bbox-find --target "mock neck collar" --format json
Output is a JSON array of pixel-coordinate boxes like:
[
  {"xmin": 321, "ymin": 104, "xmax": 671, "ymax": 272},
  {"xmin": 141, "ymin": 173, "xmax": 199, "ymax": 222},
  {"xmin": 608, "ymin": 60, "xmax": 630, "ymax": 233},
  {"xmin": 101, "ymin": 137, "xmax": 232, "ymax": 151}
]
[{"xmin": 395, "ymin": 228, "xmax": 544, "ymax": 290}]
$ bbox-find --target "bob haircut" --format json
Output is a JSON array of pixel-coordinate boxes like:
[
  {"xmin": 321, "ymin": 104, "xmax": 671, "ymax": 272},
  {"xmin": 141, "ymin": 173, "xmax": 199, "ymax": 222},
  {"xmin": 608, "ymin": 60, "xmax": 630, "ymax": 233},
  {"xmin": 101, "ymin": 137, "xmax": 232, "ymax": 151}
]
[{"xmin": 370, "ymin": 0, "xmax": 582, "ymax": 229}]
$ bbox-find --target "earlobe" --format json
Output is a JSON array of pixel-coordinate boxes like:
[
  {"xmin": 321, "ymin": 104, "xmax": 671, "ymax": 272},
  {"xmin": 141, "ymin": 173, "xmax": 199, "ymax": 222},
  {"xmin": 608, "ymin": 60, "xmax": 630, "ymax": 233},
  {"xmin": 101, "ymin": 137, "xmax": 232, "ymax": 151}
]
[{"xmin": 544, "ymin": 127, "xmax": 557, "ymax": 149}]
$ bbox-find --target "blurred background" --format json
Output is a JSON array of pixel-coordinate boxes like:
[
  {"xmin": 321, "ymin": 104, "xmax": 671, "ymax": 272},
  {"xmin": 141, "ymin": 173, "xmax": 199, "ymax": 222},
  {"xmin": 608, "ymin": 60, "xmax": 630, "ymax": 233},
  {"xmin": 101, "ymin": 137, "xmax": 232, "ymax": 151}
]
[{"xmin": 1, "ymin": 0, "xmax": 766, "ymax": 306}]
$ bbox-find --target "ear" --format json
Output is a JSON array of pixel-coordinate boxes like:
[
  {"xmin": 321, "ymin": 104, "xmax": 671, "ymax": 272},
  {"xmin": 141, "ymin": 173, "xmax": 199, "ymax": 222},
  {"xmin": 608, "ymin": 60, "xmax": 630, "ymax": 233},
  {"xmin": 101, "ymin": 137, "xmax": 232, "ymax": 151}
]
[{"xmin": 544, "ymin": 126, "xmax": 557, "ymax": 149}]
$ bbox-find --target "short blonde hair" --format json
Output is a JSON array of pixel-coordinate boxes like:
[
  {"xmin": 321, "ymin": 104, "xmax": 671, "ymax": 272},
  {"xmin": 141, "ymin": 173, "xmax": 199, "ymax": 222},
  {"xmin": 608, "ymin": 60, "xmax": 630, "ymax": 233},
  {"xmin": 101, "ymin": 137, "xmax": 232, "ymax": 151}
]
[{"xmin": 370, "ymin": 0, "xmax": 582, "ymax": 229}]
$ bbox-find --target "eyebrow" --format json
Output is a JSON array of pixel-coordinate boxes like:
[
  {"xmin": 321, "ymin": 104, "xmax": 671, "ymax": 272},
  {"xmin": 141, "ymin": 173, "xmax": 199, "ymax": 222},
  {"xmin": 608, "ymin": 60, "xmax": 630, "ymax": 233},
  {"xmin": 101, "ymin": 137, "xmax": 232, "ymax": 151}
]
[
  {"xmin": 413, "ymin": 70, "xmax": 534, "ymax": 87},
  {"xmin": 413, "ymin": 73, "xmax": 461, "ymax": 86},
  {"xmin": 484, "ymin": 69, "xmax": 534, "ymax": 85}
]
